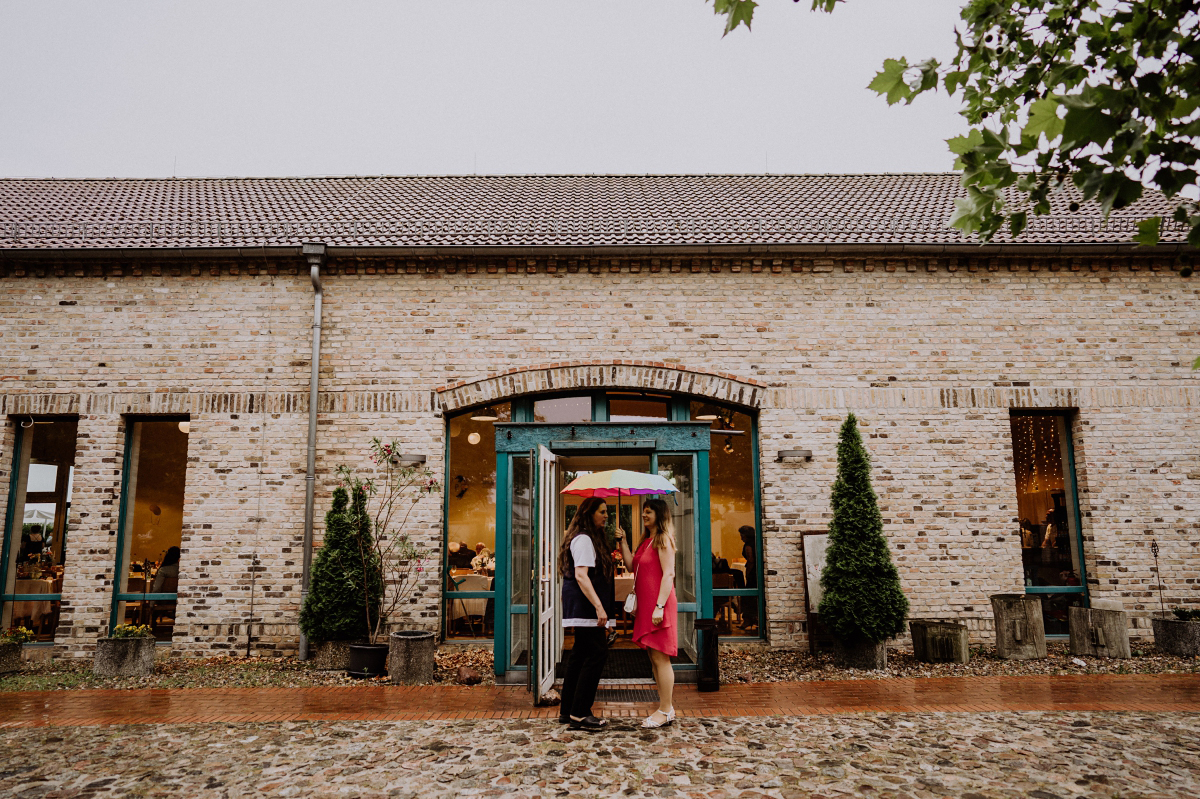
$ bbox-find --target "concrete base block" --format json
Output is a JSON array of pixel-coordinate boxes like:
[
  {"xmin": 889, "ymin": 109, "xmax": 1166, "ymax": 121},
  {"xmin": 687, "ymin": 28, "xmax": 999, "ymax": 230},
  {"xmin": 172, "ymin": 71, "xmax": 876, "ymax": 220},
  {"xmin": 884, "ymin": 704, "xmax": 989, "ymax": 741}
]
[
  {"xmin": 1152, "ymin": 617, "xmax": 1200, "ymax": 656},
  {"xmin": 93, "ymin": 638, "xmax": 156, "ymax": 677},
  {"xmin": 909, "ymin": 620, "xmax": 970, "ymax": 664},
  {"xmin": 0, "ymin": 643, "xmax": 20, "ymax": 674},
  {"xmin": 990, "ymin": 594, "xmax": 1047, "ymax": 660},
  {"xmin": 388, "ymin": 630, "xmax": 437, "ymax": 685},
  {"xmin": 1069, "ymin": 606, "xmax": 1131, "ymax": 658},
  {"xmin": 311, "ymin": 640, "xmax": 352, "ymax": 671}
]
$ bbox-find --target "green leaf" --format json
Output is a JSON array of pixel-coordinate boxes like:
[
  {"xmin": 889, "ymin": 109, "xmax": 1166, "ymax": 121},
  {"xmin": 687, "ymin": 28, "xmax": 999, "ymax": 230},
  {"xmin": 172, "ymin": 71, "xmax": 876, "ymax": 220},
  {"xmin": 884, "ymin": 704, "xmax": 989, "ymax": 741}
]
[
  {"xmin": 947, "ymin": 129, "xmax": 984, "ymax": 156},
  {"xmin": 1172, "ymin": 96, "xmax": 1200, "ymax": 119},
  {"xmin": 1022, "ymin": 98, "xmax": 1065, "ymax": 143},
  {"xmin": 1135, "ymin": 216, "xmax": 1162, "ymax": 247},
  {"xmin": 912, "ymin": 59, "xmax": 940, "ymax": 96},
  {"xmin": 869, "ymin": 58, "xmax": 913, "ymax": 106},
  {"xmin": 1193, "ymin": 355, "xmax": 1200, "ymax": 370},
  {"xmin": 711, "ymin": 0, "xmax": 756, "ymax": 35},
  {"xmin": 1009, "ymin": 211, "xmax": 1028, "ymax": 238},
  {"xmin": 1061, "ymin": 105, "xmax": 1122, "ymax": 150},
  {"xmin": 943, "ymin": 70, "xmax": 969, "ymax": 96}
]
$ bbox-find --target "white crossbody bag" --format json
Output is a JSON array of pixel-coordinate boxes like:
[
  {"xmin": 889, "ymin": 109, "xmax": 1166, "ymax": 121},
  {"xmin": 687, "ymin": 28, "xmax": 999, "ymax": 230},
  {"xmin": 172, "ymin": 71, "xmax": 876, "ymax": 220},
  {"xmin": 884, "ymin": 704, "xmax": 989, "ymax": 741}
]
[{"xmin": 623, "ymin": 549, "xmax": 638, "ymax": 614}]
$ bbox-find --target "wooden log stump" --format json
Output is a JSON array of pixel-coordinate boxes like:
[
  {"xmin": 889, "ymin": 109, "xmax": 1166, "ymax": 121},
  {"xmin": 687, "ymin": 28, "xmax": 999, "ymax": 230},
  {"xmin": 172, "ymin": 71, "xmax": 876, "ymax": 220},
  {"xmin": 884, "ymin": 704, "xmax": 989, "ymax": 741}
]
[
  {"xmin": 1069, "ymin": 605, "xmax": 1131, "ymax": 658},
  {"xmin": 909, "ymin": 620, "xmax": 970, "ymax": 664},
  {"xmin": 990, "ymin": 594, "xmax": 1047, "ymax": 660}
]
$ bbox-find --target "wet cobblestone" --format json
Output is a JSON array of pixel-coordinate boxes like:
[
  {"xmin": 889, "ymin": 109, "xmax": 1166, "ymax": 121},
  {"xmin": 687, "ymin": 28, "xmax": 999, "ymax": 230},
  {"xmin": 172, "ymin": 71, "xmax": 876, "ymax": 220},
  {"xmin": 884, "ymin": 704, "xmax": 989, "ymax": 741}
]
[{"xmin": 2, "ymin": 711, "xmax": 1197, "ymax": 798}]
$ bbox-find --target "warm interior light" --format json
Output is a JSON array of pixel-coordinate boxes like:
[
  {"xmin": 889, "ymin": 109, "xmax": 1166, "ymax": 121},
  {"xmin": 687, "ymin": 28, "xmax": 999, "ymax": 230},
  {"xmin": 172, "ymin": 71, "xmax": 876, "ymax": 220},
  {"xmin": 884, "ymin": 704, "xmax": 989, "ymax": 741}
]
[
  {"xmin": 723, "ymin": 436, "xmax": 735, "ymax": 454},
  {"xmin": 696, "ymin": 413, "xmax": 719, "ymax": 421},
  {"xmin": 470, "ymin": 406, "xmax": 499, "ymax": 422},
  {"xmin": 467, "ymin": 432, "xmax": 481, "ymax": 445},
  {"xmin": 177, "ymin": 421, "xmax": 191, "ymax": 434}
]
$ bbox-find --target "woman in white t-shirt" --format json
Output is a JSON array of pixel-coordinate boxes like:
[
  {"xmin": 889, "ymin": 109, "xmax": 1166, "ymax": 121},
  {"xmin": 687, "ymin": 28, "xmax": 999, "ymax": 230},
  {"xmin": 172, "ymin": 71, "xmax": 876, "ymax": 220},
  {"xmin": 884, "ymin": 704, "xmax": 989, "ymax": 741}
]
[{"xmin": 556, "ymin": 496, "xmax": 631, "ymax": 731}]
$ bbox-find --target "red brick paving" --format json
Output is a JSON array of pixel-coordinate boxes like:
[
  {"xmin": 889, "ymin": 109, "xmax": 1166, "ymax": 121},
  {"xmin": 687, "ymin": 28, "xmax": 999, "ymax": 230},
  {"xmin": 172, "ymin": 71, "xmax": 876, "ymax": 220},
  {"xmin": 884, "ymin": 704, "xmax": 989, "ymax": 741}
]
[{"xmin": 1, "ymin": 674, "xmax": 1198, "ymax": 728}]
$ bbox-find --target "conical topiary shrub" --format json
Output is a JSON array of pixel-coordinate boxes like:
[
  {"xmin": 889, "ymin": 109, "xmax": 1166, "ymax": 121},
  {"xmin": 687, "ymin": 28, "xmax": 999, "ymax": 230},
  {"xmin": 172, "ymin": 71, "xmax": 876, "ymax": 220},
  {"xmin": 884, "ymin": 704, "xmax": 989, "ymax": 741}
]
[
  {"xmin": 818, "ymin": 412, "xmax": 909, "ymax": 668},
  {"xmin": 300, "ymin": 486, "xmax": 384, "ymax": 644}
]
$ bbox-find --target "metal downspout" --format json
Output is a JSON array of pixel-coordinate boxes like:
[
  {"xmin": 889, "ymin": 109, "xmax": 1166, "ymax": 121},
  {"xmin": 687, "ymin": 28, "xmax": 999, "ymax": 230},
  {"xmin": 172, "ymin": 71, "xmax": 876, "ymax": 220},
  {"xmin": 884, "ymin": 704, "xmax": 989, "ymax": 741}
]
[{"xmin": 298, "ymin": 242, "xmax": 326, "ymax": 660}]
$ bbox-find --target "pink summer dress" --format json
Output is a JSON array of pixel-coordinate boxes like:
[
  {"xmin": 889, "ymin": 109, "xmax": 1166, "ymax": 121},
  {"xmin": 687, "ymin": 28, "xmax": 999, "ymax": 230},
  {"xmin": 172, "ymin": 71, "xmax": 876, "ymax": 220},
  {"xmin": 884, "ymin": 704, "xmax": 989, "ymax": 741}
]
[{"xmin": 632, "ymin": 537, "xmax": 678, "ymax": 656}]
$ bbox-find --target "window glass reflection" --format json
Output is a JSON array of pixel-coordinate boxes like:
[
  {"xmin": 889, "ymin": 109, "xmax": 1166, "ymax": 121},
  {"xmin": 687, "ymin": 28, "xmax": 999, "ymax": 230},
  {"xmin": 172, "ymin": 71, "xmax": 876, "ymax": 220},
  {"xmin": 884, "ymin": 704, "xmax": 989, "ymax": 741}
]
[
  {"xmin": 2, "ymin": 418, "xmax": 76, "ymax": 641},
  {"xmin": 692, "ymin": 402, "xmax": 759, "ymax": 636},
  {"xmin": 1010, "ymin": 414, "xmax": 1082, "ymax": 590},
  {"xmin": 608, "ymin": 394, "xmax": 668, "ymax": 422},
  {"xmin": 445, "ymin": 403, "xmax": 509, "ymax": 639},
  {"xmin": 116, "ymin": 420, "xmax": 189, "ymax": 642},
  {"xmin": 533, "ymin": 396, "xmax": 591, "ymax": 423}
]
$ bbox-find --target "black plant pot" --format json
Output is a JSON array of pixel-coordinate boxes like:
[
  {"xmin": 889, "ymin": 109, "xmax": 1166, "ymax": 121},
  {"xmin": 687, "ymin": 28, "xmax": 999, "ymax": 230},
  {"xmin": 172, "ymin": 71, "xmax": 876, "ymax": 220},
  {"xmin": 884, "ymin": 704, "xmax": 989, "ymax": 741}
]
[{"xmin": 347, "ymin": 643, "xmax": 389, "ymax": 679}]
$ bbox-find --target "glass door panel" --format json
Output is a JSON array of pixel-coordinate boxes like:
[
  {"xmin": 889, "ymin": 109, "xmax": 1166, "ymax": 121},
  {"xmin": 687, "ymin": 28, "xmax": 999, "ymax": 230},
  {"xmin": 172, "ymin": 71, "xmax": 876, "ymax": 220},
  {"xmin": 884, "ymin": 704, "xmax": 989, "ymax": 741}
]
[
  {"xmin": 657, "ymin": 454, "xmax": 696, "ymax": 604},
  {"xmin": 657, "ymin": 453, "xmax": 698, "ymax": 664},
  {"xmin": 508, "ymin": 453, "xmax": 533, "ymax": 669}
]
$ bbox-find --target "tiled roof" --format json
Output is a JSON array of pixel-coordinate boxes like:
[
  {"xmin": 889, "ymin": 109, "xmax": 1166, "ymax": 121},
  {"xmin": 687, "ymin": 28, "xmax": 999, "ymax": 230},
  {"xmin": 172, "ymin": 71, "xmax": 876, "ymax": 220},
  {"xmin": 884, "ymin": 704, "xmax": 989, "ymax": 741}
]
[{"xmin": 0, "ymin": 174, "xmax": 1184, "ymax": 250}]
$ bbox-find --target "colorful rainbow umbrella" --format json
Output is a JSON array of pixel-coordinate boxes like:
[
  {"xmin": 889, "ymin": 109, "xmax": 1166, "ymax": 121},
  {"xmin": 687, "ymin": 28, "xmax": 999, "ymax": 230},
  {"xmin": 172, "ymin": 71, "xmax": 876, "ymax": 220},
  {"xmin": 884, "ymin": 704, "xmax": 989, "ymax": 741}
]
[
  {"xmin": 560, "ymin": 470, "xmax": 678, "ymax": 546},
  {"xmin": 559, "ymin": 469, "xmax": 678, "ymax": 499}
]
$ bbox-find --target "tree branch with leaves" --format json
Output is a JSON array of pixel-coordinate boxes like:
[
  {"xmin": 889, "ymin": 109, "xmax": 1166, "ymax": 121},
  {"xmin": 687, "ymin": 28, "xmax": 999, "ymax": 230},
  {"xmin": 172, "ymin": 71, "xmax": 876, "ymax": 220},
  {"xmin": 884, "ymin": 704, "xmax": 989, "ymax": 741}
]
[{"xmin": 711, "ymin": 0, "xmax": 1200, "ymax": 264}]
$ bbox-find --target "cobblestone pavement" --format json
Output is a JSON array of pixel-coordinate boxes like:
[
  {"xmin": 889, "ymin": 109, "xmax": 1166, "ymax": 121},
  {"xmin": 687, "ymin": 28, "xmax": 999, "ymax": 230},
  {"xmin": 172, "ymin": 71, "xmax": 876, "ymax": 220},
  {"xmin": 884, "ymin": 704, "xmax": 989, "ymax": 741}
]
[{"xmin": 1, "ymin": 711, "xmax": 1198, "ymax": 798}]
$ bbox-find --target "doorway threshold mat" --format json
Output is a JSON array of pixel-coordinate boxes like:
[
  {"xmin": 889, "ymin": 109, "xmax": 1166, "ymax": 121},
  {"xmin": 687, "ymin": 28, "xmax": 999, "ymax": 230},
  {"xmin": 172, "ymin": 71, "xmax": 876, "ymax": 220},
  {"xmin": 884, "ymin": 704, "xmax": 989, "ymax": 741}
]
[
  {"xmin": 555, "ymin": 648, "xmax": 653, "ymax": 680},
  {"xmin": 595, "ymin": 687, "xmax": 659, "ymax": 703}
]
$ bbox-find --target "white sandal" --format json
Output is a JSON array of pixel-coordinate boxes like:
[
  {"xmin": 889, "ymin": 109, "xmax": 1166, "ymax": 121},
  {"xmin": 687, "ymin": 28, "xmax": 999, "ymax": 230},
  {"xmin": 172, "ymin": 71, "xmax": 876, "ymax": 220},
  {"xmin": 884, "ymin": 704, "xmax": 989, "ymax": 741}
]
[{"xmin": 641, "ymin": 708, "xmax": 675, "ymax": 728}]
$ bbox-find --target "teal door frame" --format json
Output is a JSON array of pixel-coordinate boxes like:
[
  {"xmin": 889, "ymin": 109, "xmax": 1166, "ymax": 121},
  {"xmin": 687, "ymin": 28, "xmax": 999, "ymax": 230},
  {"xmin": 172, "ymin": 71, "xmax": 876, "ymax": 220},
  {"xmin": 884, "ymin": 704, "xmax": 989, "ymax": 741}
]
[
  {"xmin": 1009, "ymin": 410, "xmax": 1089, "ymax": 634},
  {"xmin": 493, "ymin": 421, "xmax": 712, "ymax": 678}
]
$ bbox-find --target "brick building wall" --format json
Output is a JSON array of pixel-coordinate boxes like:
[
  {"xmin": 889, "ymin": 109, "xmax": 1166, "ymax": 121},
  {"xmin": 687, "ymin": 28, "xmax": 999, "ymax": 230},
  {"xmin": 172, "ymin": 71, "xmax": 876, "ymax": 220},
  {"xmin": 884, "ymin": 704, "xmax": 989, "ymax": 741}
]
[{"xmin": 1, "ymin": 253, "xmax": 1198, "ymax": 656}]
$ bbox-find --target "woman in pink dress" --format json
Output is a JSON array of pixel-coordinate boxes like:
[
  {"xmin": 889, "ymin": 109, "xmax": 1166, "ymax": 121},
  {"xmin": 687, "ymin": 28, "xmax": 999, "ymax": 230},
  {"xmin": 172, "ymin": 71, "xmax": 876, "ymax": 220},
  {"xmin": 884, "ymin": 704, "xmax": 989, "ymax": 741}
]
[{"xmin": 628, "ymin": 498, "xmax": 677, "ymax": 728}]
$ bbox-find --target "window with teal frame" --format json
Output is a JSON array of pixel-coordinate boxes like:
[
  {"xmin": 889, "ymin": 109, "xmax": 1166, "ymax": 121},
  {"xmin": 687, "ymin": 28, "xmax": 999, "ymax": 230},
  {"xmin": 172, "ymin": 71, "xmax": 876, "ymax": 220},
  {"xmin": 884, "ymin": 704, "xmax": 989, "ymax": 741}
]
[
  {"xmin": 0, "ymin": 417, "xmax": 78, "ymax": 643},
  {"xmin": 1009, "ymin": 410, "xmax": 1088, "ymax": 636},
  {"xmin": 110, "ymin": 417, "xmax": 190, "ymax": 642}
]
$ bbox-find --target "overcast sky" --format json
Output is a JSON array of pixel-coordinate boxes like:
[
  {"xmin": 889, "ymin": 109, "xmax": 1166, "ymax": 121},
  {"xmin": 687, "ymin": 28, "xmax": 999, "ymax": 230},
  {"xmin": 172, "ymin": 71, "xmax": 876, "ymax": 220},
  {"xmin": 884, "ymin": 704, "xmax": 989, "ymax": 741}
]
[{"xmin": 1, "ymin": 1, "xmax": 968, "ymax": 178}]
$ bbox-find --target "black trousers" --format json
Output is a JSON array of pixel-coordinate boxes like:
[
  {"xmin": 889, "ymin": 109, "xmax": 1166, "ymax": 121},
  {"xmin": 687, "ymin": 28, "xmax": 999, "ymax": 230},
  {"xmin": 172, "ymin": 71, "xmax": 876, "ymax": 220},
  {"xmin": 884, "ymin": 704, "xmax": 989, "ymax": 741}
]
[{"xmin": 560, "ymin": 625, "xmax": 609, "ymax": 719}]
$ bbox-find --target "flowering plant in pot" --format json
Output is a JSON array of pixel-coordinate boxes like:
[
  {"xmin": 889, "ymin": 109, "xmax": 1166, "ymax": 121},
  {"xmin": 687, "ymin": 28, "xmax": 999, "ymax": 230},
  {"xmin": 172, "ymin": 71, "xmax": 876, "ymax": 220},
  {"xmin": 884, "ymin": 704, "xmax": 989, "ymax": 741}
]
[
  {"xmin": 301, "ymin": 438, "xmax": 439, "ymax": 679},
  {"xmin": 94, "ymin": 623, "xmax": 156, "ymax": 677},
  {"xmin": 1148, "ymin": 540, "xmax": 1200, "ymax": 656},
  {"xmin": 0, "ymin": 626, "xmax": 35, "ymax": 674}
]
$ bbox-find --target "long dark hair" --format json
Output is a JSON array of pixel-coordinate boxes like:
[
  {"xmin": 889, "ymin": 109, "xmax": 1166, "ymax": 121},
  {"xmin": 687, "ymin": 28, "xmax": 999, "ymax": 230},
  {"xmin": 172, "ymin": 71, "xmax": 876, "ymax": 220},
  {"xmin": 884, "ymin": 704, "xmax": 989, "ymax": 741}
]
[
  {"xmin": 558, "ymin": 496, "xmax": 615, "ymax": 580},
  {"xmin": 641, "ymin": 498, "xmax": 675, "ymax": 551}
]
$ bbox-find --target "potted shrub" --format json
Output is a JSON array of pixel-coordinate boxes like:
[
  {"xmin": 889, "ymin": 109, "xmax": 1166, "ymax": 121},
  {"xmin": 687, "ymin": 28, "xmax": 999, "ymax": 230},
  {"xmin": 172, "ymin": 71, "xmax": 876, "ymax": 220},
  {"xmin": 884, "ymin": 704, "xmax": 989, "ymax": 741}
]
[
  {"xmin": 1153, "ymin": 608, "xmax": 1200, "ymax": 657},
  {"xmin": 818, "ymin": 413, "xmax": 910, "ymax": 669},
  {"xmin": 94, "ymin": 623, "xmax": 156, "ymax": 677},
  {"xmin": 0, "ymin": 626, "xmax": 35, "ymax": 675},
  {"xmin": 300, "ymin": 438, "xmax": 439, "ymax": 679},
  {"xmin": 300, "ymin": 484, "xmax": 384, "ymax": 673}
]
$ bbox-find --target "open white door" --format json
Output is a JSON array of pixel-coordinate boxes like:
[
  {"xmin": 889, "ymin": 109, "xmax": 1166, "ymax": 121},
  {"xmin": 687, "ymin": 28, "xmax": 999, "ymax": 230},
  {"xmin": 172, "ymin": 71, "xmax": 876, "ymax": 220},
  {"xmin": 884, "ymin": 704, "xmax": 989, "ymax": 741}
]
[{"xmin": 533, "ymin": 445, "xmax": 558, "ymax": 704}]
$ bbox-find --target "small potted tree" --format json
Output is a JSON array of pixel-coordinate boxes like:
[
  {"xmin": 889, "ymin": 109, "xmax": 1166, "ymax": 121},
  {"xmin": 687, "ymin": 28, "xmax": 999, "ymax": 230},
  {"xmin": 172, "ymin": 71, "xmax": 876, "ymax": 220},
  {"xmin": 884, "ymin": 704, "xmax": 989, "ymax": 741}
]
[
  {"xmin": 0, "ymin": 626, "xmax": 35, "ymax": 674},
  {"xmin": 818, "ymin": 413, "xmax": 909, "ymax": 669},
  {"xmin": 344, "ymin": 439, "xmax": 440, "ymax": 682},
  {"xmin": 301, "ymin": 438, "xmax": 439, "ymax": 679},
  {"xmin": 94, "ymin": 623, "xmax": 156, "ymax": 677},
  {"xmin": 300, "ymin": 484, "xmax": 384, "ymax": 674}
]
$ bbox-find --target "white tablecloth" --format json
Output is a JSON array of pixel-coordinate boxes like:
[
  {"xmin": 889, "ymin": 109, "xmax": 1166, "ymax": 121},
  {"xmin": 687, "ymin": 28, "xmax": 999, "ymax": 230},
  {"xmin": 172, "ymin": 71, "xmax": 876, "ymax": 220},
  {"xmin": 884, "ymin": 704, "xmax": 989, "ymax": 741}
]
[
  {"xmin": 11, "ymin": 578, "xmax": 55, "ymax": 624},
  {"xmin": 448, "ymin": 574, "xmax": 492, "ymax": 619}
]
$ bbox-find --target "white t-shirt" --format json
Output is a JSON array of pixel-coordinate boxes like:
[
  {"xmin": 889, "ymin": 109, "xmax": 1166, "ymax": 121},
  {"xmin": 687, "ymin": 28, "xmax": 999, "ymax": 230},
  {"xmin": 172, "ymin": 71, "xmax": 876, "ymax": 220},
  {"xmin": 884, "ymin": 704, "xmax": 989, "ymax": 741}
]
[{"xmin": 563, "ymin": 535, "xmax": 615, "ymax": 628}]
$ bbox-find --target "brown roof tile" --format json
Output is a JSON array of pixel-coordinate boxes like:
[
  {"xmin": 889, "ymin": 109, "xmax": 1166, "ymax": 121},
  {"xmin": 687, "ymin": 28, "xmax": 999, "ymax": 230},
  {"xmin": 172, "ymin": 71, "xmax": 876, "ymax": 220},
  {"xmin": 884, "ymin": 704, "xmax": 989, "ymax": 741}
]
[{"xmin": 0, "ymin": 174, "xmax": 1184, "ymax": 250}]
